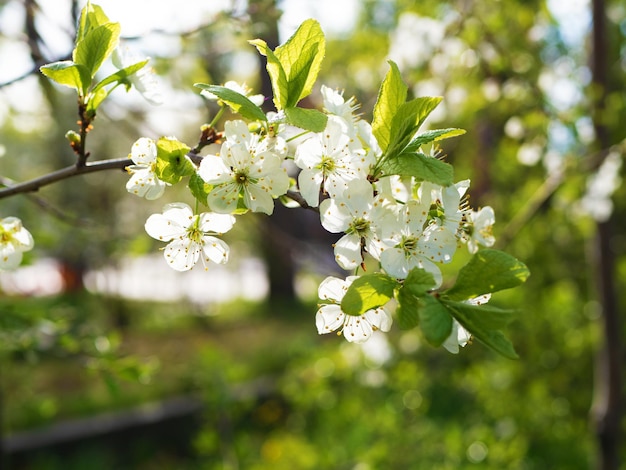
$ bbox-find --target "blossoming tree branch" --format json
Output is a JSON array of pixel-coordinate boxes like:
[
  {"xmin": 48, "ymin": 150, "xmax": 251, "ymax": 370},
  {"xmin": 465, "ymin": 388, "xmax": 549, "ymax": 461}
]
[{"xmin": 0, "ymin": 3, "xmax": 529, "ymax": 358}]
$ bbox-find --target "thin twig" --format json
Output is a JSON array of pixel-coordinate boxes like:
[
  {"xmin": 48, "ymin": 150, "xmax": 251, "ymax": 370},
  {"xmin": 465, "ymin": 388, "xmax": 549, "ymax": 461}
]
[{"xmin": 0, "ymin": 158, "xmax": 130, "ymax": 200}]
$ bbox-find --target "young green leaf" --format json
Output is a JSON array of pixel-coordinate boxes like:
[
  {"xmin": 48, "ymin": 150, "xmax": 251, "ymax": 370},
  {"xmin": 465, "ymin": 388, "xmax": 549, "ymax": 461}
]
[
  {"xmin": 440, "ymin": 299, "xmax": 517, "ymax": 330},
  {"xmin": 443, "ymin": 300, "xmax": 518, "ymax": 359},
  {"xmin": 274, "ymin": 19, "xmax": 325, "ymax": 107},
  {"xmin": 387, "ymin": 97, "xmax": 442, "ymax": 152},
  {"xmin": 372, "ymin": 61, "xmax": 407, "ymax": 152},
  {"xmin": 404, "ymin": 267, "xmax": 437, "ymax": 296},
  {"xmin": 249, "ymin": 39, "xmax": 288, "ymax": 110},
  {"xmin": 92, "ymin": 60, "xmax": 149, "ymax": 93},
  {"xmin": 417, "ymin": 295, "xmax": 453, "ymax": 346},
  {"xmin": 74, "ymin": 22, "xmax": 121, "ymax": 78},
  {"xmin": 284, "ymin": 107, "xmax": 328, "ymax": 132},
  {"xmin": 155, "ymin": 137, "xmax": 194, "ymax": 185},
  {"xmin": 379, "ymin": 151, "xmax": 454, "ymax": 186},
  {"xmin": 194, "ymin": 84, "xmax": 267, "ymax": 122},
  {"xmin": 85, "ymin": 87, "xmax": 108, "ymax": 116},
  {"xmin": 77, "ymin": 1, "xmax": 111, "ymax": 43},
  {"xmin": 445, "ymin": 249, "xmax": 530, "ymax": 301},
  {"xmin": 40, "ymin": 61, "xmax": 91, "ymax": 94},
  {"xmin": 188, "ymin": 173, "xmax": 211, "ymax": 207},
  {"xmin": 404, "ymin": 128, "xmax": 466, "ymax": 152},
  {"xmin": 341, "ymin": 273, "xmax": 398, "ymax": 316},
  {"xmin": 396, "ymin": 287, "xmax": 420, "ymax": 330}
]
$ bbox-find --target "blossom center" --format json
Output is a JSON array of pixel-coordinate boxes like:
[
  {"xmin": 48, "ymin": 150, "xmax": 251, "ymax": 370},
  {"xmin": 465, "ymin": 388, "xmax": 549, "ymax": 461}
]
[
  {"xmin": 399, "ymin": 236, "xmax": 418, "ymax": 255},
  {"xmin": 348, "ymin": 217, "xmax": 370, "ymax": 236},
  {"xmin": 186, "ymin": 215, "xmax": 204, "ymax": 244},
  {"xmin": 234, "ymin": 169, "xmax": 249, "ymax": 185},
  {"xmin": 318, "ymin": 155, "xmax": 336, "ymax": 175}
]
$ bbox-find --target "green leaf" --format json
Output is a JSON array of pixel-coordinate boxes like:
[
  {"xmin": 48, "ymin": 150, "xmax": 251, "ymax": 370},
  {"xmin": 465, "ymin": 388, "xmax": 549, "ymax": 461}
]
[
  {"xmin": 379, "ymin": 151, "xmax": 454, "ymax": 186},
  {"xmin": 189, "ymin": 173, "xmax": 211, "ymax": 207},
  {"xmin": 195, "ymin": 84, "xmax": 267, "ymax": 121},
  {"xmin": 74, "ymin": 22, "xmax": 121, "ymax": 78},
  {"xmin": 480, "ymin": 331, "xmax": 518, "ymax": 359},
  {"xmin": 396, "ymin": 287, "xmax": 420, "ymax": 330},
  {"xmin": 77, "ymin": 1, "xmax": 111, "ymax": 43},
  {"xmin": 445, "ymin": 249, "xmax": 530, "ymax": 301},
  {"xmin": 155, "ymin": 137, "xmax": 194, "ymax": 185},
  {"xmin": 85, "ymin": 87, "xmax": 108, "ymax": 117},
  {"xmin": 86, "ymin": 61, "xmax": 149, "ymax": 115},
  {"xmin": 284, "ymin": 107, "xmax": 328, "ymax": 132},
  {"xmin": 417, "ymin": 295, "xmax": 453, "ymax": 347},
  {"xmin": 388, "ymin": 97, "xmax": 442, "ymax": 153},
  {"xmin": 372, "ymin": 61, "xmax": 407, "ymax": 152},
  {"xmin": 443, "ymin": 300, "xmax": 518, "ymax": 359},
  {"xmin": 405, "ymin": 128, "xmax": 466, "ymax": 152},
  {"xmin": 274, "ymin": 19, "xmax": 325, "ymax": 107},
  {"xmin": 40, "ymin": 61, "xmax": 91, "ymax": 94},
  {"xmin": 404, "ymin": 267, "xmax": 437, "ymax": 296},
  {"xmin": 440, "ymin": 299, "xmax": 517, "ymax": 330},
  {"xmin": 249, "ymin": 39, "xmax": 288, "ymax": 110},
  {"xmin": 92, "ymin": 60, "xmax": 149, "ymax": 93},
  {"xmin": 341, "ymin": 273, "xmax": 398, "ymax": 316}
]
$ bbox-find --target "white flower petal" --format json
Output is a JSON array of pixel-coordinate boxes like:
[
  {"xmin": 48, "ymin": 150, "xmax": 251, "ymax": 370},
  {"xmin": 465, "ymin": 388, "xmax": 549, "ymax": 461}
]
[
  {"xmin": 201, "ymin": 236, "xmax": 230, "ymax": 265},
  {"xmin": 318, "ymin": 276, "xmax": 349, "ymax": 301},
  {"xmin": 208, "ymin": 183, "xmax": 240, "ymax": 214},
  {"xmin": 320, "ymin": 198, "xmax": 351, "ymax": 233},
  {"xmin": 0, "ymin": 250, "xmax": 23, "ymax": 270},
  {"xmin": 198, "ymin": 154, "xmax": 233, "ymax": 185},
  {"xmin": 363, "ymin": 307, "xmax": 393, "ymax": 332},
  {"xmin": 198, "ymin": 212, "xmax": 236, "ymax": 234},
  {"xmin": 334, "ymin": 233, "xmax": 362, "ymax": 270},
  {"xmin": 164, "ymin": 238, "xmax": 200, "ymax": 271},
  {"xmin": 466, "ymin": 293, "xmax": 491, "ymax": 306},
  {"xmin": 380, "ymin": 247, "xmax": 412, "ymax": 279},
  {"xmin": 130, "ymin": 138, "xmax": 157, "ymax": 165},
  {"xmin": 316, "ymin": 304, "xmax": 346, "ymax": 334},
  {"xmin": 443, "ymin": 319, "xmax": 471, "ymax": 354},
  {"xmin": 294, "ymin": 137, "xmax": 323, "ymax": 170},
  {"xmin": 224, "ymin": 142, "xmax": 253, "ymax": 170},
  {"xmin": 244, "ymin": 183, "xmax": 275, "ymax": 215},
  {"xmin": 419, "ymin": 225, "xmax": 457, "ymax": 263},
  {"xmin": 342, "ymin": 315, "xmax": 373, "ymax": 343},
  {"xmin": 161, "ymin": 203, "xmax": 194, "ymax": 226},
  {"xmin": 126, "ymin": 168, "xmax": 166, "ymax": 200},
  {"xmin": 298, "ymin": 169, "xmax": 323, "ymax": 207},
  {"xmin": 145, "ymin": 214, "xmax": 185, "ymax": 242}
]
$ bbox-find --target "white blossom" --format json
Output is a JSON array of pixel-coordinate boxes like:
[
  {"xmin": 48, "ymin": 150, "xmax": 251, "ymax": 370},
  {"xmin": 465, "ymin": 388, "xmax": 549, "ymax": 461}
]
[
  {"xmin": 320, "ymin": 85, "xmax": 360, "ymax": 129},
  {"xmin": 145, "ymin": 202, "xmax": 235, "ymax": 271},
  {"xmin": 295, "ymin": 117, "xmax": 370, "ymax": 207},
  {"xmin": 198, "ymin": 120, "xmax": 289, "ymax": 215},
  {"xmin": 0, "ymin": 217, "xmax": 34, "ymax": 270},
  {"xmin": 380, "ymin": 199, "xmax": 457, "ymax": 285},
  {"xmin": 126, "ymin": 137, "xmax": 167, "ymax": 200},
  {"xmin": 112, "ymin": 46, "xmax": 163, "ymax": 105},
  {"xmin": 465, "ymin": 206, "xmax": 496, "ymax": 253},
  {"xmin": 320, "ymin": 179, "xmax": 394, "ymax": 270},
  {"xmin": 442, "ymin": 294, "xmax": 491, "ymax": 354},
  {"xmin": 316, "ymin": 275, "xmax": 393, "ymax": 343}
]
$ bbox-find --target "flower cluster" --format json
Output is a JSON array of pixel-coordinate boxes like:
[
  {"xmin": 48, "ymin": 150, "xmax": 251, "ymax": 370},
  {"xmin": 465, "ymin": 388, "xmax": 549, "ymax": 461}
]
[
  {"xmin": 300, "ymin": 88, "xmax": 496, "ymax": 346},
  {"xmin": 123, "ymin": 82, "xmax": 497, "ymax": 350},
  {"xmin": 9, "ymin": 7, "xmax": 525, "ymax": 359},
  {"xmin": 0, "ymin": 217, "xmax": 34, "ymax": 270}
]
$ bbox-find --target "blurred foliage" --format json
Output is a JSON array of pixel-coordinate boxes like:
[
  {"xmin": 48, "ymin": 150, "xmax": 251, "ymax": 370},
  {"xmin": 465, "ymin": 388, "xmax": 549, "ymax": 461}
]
[{"xmin": 1, "ymin": 0, "xmax": 626, "ymax": 468}]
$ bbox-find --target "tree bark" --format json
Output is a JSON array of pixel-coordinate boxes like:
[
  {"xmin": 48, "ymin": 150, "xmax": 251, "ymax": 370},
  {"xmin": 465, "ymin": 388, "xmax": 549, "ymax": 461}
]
[
  {"xmin": 248, "ymin": 0, "xmax": 299, "ymax": 301},
  {"xmin": 589, "ymin": 1, "xmax": 622, "ymax": 469}
]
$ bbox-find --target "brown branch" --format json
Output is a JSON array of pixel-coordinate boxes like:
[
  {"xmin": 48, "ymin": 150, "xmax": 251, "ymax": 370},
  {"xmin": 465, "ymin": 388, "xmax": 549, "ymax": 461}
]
[
  {"xmin": 284, "ymin": 190, "xmax": 318, "ymax": 212},
  {"xmin": 0, "ymin": 158, "xmax": 131, "ymax": 200},
  {"xmin": 0, "ymin": 148, "xmax": 209, "ymax": 200}
]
